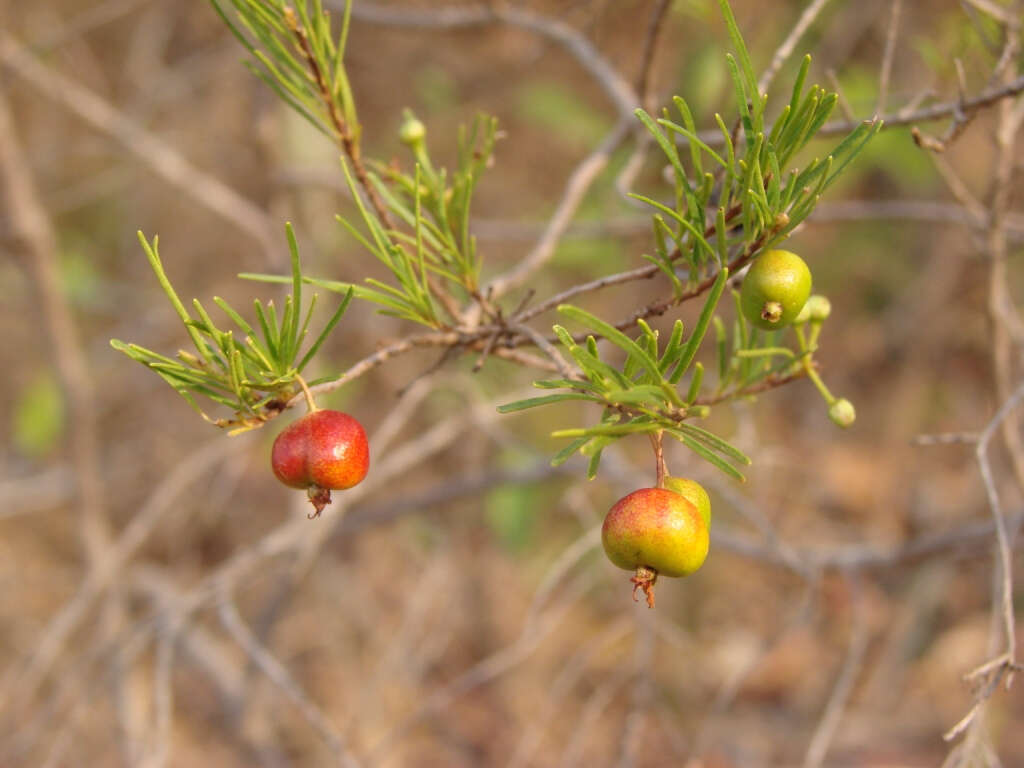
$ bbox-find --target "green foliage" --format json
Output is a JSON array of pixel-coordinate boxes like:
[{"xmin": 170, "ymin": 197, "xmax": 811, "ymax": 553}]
[
  {"xmin": 633, "ymin": 48, "xmax": 880, "ymax": 285},
  {"xmin": 244, "ymin": 113, "xmax": 501, "ymax": 326},
  {"xmin": 209, "ymin": 0, "xmax": 357, "ymax": 141},
  {"xmin": 123, "ymin": 0, "xmax": 872, "ymax": 475},
  {"xmin": 499, "ymin": 0, "xmax": 876, "ymax": 481},
  {"xmin": 373, "ymin": 113, "xmax": 499, "ymax": 296},
  {"xmin": 111, "ymin": 227, "xmax": 351, "ymax": 433},
  {"xmin": 500, "ymin": 269, "xmax": 751, "ymax": 480},
  {"xmin": 12, "ymin": 370, "xmax": 65, "ymax": 458}
]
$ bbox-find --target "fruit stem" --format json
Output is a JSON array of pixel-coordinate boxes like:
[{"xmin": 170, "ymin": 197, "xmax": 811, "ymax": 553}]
[
  {"xmin": 649, "ymin": 430, "xmax": 666, "ymax": 488},
  {"xmin": 793, "ymin": 325, "xmax": 836, "ymax": 405},
  {"xmin": 295, "ymin": 374, "xmax": 320, "ymax": 413}
]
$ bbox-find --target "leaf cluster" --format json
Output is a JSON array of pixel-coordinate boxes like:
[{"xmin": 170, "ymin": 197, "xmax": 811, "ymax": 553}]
[
  {"xmin": 111, "ymin": 227, "xmax": 351, "ymax": 433},
  {"xmin": 499, "ymin": 270, "xmax": 751, "ymax": 480},
  {"xmin": 499, "ymin": 0, "xmax": 879, "ymax": 481},
  {"xmin": 633, "ymin": 0, "xmax": 880, "ymax": 290},
  {"xmin": 373, "ymin": 113, "xmax": 499, "ymax": 297},
  {"xmin": 210, "ymin": 0, "xmax": 357, "ymax": 141},
  {"xmin": 243, "ymin": 116, "xmax": 501, "ymax": 328}
]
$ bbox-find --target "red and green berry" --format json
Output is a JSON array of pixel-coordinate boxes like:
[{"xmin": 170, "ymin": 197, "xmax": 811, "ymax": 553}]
[
  {"xmin": 601, "ymin": 486, "xmax": 710, "ymax": 607},
  {"xmin": 271, "ymin": 409, "xmax": 370, "ymax": 518}
]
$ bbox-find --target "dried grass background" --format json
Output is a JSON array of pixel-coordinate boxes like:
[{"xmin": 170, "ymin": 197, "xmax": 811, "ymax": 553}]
[{"xmin": 1, "ymin": 1, "xmax": 1022, "ymax": 766}]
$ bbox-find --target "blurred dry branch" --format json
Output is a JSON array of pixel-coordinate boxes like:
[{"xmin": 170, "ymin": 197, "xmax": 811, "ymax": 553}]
[{"xmin": 0, "ymin": 30, "xmax": 282, "ymax": 268}]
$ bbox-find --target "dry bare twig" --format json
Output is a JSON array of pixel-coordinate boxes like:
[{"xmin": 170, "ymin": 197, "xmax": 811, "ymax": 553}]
[
  {"xmin": 217, "ymin": 594, "xmax": 363, "ymax": 767},
  {"xmin": 803, "ymin": 574, "xmax": 869, "ymax": 768},
  {"xmin": 0, "ymin": 31, "xmax": 281, "ymax": 267},
  {"xmin": 345, "ymin": 2, "xmax": 638, "ymax": 121},
  {"xmin": 943, "ymin": 380, "xmax": 1024, "ymax": 745}
]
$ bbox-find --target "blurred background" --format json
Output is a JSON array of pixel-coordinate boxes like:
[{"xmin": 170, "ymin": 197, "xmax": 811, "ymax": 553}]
[{"xmin": 1, "ymin": 0, "xmax": 1022, "ymax": 766}]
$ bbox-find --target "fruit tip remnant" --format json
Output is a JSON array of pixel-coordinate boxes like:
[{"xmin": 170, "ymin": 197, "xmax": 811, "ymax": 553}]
[{"xmin": 630, "ymin": 565, "xmax": 658, "ymax": 608}]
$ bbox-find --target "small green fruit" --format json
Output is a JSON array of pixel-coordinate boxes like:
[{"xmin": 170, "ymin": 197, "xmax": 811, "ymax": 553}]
[
  {"xmin": 398, "ymin": 111, "xmax": 426, "ymax": 147},
  {"xmin": 740, "ymin": 249, "xmax": 812, "ymax": 330},
  {"xmin": 829, "ymin": 398, "xmax": 856, "ymax": 428},
  {"xmin": 601, "ymin": 487, "xmax": 709, "ymax": 607},
  {"xmin": 662, "ymin": 476, "xmax": 711, "ymax": 530},
  {"xmin": 806, "ymin": 294, "xmax": 832, "ymax": 322}
]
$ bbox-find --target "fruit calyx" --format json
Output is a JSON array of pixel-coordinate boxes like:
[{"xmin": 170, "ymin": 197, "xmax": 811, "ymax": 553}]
[
  {"xmin": 760, "ymin": 300, "xmax": 784, "ymax": 324},
  {"xmin": 307, "ymin": 484, "xmax": 332, "ymax": 519},
  {"xmin": 630, "ymin": 565, "xmax": 659, "ymax": 608}
]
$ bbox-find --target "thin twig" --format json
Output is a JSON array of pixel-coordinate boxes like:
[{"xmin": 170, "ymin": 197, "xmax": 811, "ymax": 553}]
[
  {"xmin": 0, "ymin": 438, "xmax": 241, "ymax": 716},
  {"xmin": 974, "ymin": 381, "xmax": 1024, "ymax": 663},
  {"xmin": 635, "ymin": 0, "xmax": 673, "ymax": 107},
  {"xmin": 875, "ymin": 0, "xmax": 903, "ymax": 115},
  {"xmin": 284, "ymin": 7, "xmax": 391, "ymax": 231},
  {"xmin": 345, "ymin": 3, "xmax": 639, "ymax": 120},
  {"xmin": 217, "ymin": 594, "xmax": 363, "ymax": 768},
  {"xmin": 826, "ymin": 69, "xmax": 857, "ymax": 122},
  {"xmin": 511, "ymin": 323, "xmax": 576, "ymax": 380},
  {"xmin": 515, "ymin": 199, "xmax": 744, "ymax": 325},
  {"xmin": 486, "ymin": 121, "xmax": 631, "ymax": 301},
  {"xmin": 616, "ymin": 614, "xmax": 655, "ymax": 768},
  {"xmin": 803, "ymin": 574, "xmax": 869, "ymax": 768},
  {"xmin": 0, "ymin": 31, "xmax": 280, "ymax": 266},
  {"xmin": 678, "ymin": 74, "xmax": 1024, "ymax": 148},
  {"xmin": 757, "ymin": 0, "xmax": 834, "ymax": 95}
]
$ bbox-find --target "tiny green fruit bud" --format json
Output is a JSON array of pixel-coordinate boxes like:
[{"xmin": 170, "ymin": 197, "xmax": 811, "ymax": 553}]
[
  {"xmin": 829, "ymin": 398, "xmax": 856, "ymax": 428},
  {"xmin": 806, "ymin": 295, "xmax": 832, "ymax": 322},
  {"xmin": 399, "ymin": 112, "xmax": 426, "ymax": 147}
]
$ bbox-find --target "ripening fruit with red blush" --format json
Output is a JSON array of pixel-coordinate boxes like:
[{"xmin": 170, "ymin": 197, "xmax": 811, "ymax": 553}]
[
  {"xmin": 601, "ymin": 487, "xmax": 709, "ymax": 607},
  {"xmin": 271, "ymin": 409, "xmax": 369, "ymax": 518}
]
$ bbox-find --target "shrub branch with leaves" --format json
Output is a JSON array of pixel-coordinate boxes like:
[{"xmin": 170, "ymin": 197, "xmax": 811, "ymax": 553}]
[
  {"xmin": 0, "ymin": 0, "xmax": 1015, "ymax": 762},
  {"xmin": 102, "ymin": 6, "xmax": 893, "ymax": 601},
  {"xmin": 107, "ymin": 0, "xmax": 887, "ymax": 600},
  {"xmin": 115, "ymin": 0, "xmax": 877, "ymax": 488}
]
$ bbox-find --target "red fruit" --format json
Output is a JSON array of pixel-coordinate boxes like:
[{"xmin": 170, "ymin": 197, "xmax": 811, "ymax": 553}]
[
  {"xmin": 601, "ymin": 487, "xmax": 709, "ymax": 607},
  {"xmin": 271, "ymin": 409, "xmax": 369, "ymax": 518}
]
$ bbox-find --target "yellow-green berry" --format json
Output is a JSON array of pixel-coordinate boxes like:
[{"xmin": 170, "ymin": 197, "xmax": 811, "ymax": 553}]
[
  {"xmin": 807, "ymin": 295, "xmax": 832, "ymax": 322},
  {"xmin": 739, "ymin": 250, "xmax": 813, "ymax": 330},
  {"xmin": 399, "ymin": 113, "xmax": 426, "ymax": 147},
  {"xmin": 829, "ymin": 398, "xmax": 856, "ymax": 428}
]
